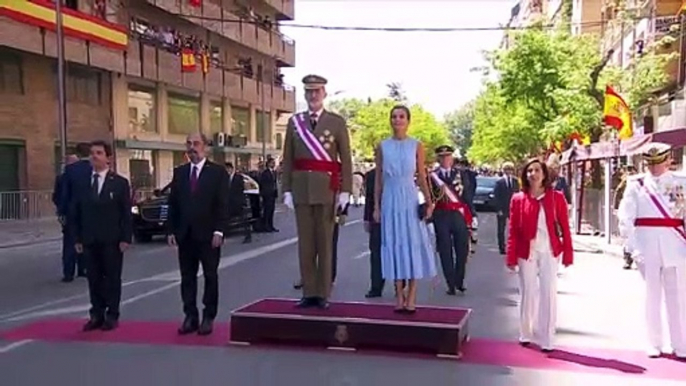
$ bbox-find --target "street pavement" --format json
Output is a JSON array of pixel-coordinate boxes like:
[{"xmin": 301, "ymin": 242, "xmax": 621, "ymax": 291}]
[{"xmin": 0, "ymin": 208, "xmax": 684, "ymax": 385}]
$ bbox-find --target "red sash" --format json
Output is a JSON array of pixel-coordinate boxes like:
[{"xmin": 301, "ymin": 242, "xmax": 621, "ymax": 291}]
[
  {"xmin": 430, "ymin": 172, "xmax": 473, "ymax": 225},
  {"xmin": 291, "ymin": 113, "xmax": 340, "ymax": 192},
  {"xmin": 637, "ymin": 178, "xmax": 686, "ymax": 243}
]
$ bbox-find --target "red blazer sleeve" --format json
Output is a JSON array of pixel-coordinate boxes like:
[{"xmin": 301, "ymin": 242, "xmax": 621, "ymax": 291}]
[
  {"xmin": 506, "ymin": 194, "xmax": 520, "ymax": 267},
  {"xmin": 555, "ymin": 191, "xmax": 574, "ymax": 266}
]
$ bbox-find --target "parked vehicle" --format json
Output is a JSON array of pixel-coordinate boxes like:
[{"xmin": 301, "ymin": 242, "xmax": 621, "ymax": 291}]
[
  {"xmin": 131, "ymin": 173, "xmax": 260, "ymax": 243},
  {"xmin": 473, "ymin": 176, "xmax": 499, "ymax": 211}
]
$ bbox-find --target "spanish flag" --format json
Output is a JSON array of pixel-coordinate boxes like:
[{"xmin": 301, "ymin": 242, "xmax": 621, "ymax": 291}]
[
  {"xmin": 181, "ymin": 48, "xmax": 196, "ymax": 72},
  {"xmin": 603, "ymin": 85, "xmax": 633, "ymax": 139},
  {"xmin": 189, "ymin": 0, "xmax": 202, "ymax": 7},
  {"xmin": 201, "ymin": 53, "xmax": 210, "ymax": 74}
]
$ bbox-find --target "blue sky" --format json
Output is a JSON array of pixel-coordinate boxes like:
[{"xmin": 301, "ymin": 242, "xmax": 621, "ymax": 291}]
[{"xmin": 280, "ymin": 0, "xmax": 516, "ymax": 117}]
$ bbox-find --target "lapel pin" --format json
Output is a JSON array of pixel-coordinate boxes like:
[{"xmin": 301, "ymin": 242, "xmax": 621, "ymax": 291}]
[{"xmin": 110, "ymin": 192, "xmax": 113, "ymax": 199}]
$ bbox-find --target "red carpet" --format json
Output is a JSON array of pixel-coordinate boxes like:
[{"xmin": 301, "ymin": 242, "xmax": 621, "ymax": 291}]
[
  {"xmin": 234, "ymin": 298, "xmax": 469, "ymax": 325},
  {"xmin": 1, "ymin": 318, "xmax": 684, "ymax": 380}
]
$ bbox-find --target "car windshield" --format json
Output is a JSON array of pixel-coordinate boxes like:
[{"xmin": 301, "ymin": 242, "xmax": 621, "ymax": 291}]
[{"xmin": 477, "ymin": 177, "xmax": 498, "ymax": 188}]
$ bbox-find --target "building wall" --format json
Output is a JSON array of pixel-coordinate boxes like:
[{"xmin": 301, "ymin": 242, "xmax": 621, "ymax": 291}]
[
  {"xmin": 572, "ymin": 0, "xmax": 602, "ymax": 36},
  {"xmin": 0, "ymin": 49, "xmax": 111, "ymax": 191}
]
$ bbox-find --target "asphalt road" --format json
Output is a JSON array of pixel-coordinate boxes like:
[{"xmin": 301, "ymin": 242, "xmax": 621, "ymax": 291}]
[{"xmin": 0, "ymin": 208, "xmax": 684, "ymax": 385}]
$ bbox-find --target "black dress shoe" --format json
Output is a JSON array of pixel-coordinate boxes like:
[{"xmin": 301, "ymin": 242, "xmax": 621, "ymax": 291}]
[
  {"xmin": 293, "ymin": 281, "xmax": 303, "ymax": 290},
  {"xmin": 365, "ymin": 291, "xmax": 382, "ymax": 298},
  {"xmin": 270, "ymin": 228, "xmax": 279, "ymax": 233},
  {"xmin": 178, "ymin": 317, "xmax": 199, "ymax": 335},
  {"xmin": 198, "ymin": 318, "xmax": 214, "ymax": 335},
  {"xmin": 82, "ymin": 318, "xmax": 103, "ymax": 331},
  {"xmin": 296, "ymin": 297, "xmax": 314, "ymax": 308},
  {"xmin": 458, "ymin": 287, "xmax": 467, "ymax": 294},
  {"xmin": 242, "ymin": 236, "xmax": 252, "ymax": 244},
  {"xmin": 446, "ymin": 288, "xmax": 457, "ymax": 296},
  {"xmin": 101, "ymin": 319, "xmax": 119, "ymax": 331},
  {"xmin": 316, "ymin": 298, "xmax": 330, "ymax": 309}
]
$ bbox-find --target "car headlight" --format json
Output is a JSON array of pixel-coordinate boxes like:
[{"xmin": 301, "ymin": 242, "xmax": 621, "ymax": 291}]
[
  {"xmin": 488, "ymin": 193, "xmax": 494, "ymax": 198},
  {"xmin": 131, "ymin": 206, "xmax": 140, "ymax": 215}
]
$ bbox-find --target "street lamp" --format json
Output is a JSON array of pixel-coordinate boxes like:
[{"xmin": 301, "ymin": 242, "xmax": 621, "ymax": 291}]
[{"xmin": 55, "ymin": 0, "xmax": 68, "ymax": 170}]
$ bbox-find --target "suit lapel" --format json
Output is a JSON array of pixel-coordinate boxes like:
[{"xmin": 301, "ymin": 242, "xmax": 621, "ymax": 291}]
[
  {"xmin": 98, "ymin": 172, "xmax": 114, "ymax": 200},
  {"xmin": 196, "ymin": 161, "xmax": 212, "ymax": 193}
]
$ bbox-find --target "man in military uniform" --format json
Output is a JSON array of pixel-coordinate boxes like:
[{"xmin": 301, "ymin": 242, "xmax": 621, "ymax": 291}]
[
  {"xmin": 617, "ymin": 142, "xmax": 686, "ymax": 359},
  {"xmin": 429, "ymin": 145, "xmax": 473, "ymax": 295},
  {"xmin": 282, "ymin": 74, "xmax": 353, "ymax": 309}
]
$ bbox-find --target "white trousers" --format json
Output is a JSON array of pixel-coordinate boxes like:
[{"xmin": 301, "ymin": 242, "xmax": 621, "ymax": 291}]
[
  {"xmin": 518, "ymin": 249, "xmax": 559, "ymax": 349},
  {"xmin": 637, "ymin": 260, "xmax": 686, "ymax": 355}
]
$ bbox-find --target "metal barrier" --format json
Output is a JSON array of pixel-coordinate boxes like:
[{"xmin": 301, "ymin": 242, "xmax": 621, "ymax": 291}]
[
  {"xmin": 578, "ymin": 188, "xmax": 621, "ymax": 236},
  {"xmin": 0, "ymin": 190, "xmax": 56, "ymax": 222}
]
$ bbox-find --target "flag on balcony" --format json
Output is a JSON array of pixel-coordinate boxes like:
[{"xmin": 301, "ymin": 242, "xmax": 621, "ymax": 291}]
[
  {"xmin": 603, "ymin": 85, "xmax": 633, "ymax": 139},
  {"xmin": 189, "ymin": 0, "xmax": 202, "ymax": 7},
  {"xmin": 181, "ymin": 48, "xmax": 196, "ymax": 72},
  {"xmin": 201, "ymin": 53, "xmax": 210, "ymax": 74}
]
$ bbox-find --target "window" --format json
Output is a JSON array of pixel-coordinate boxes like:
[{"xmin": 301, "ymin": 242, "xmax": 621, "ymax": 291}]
[
  {"xmin": 256, "ymin": 110, "xmax": 272, "ymax": 143},
  {"xmin": 210, "ymin": 101, "xmax": 223, "ymax": 134},
  {"xmin": 168, "ymin": 93, "xmax": 200, "ymax": 135},
  {"xmin": 0, "ymin": 51, "xmax": 23, "ymax": 94},
  {"xmin": 129, "ymin": 150, "xmax": 157, "ymax": 190},
  {"xmin": 231, "ymin": 106, "xmax": 250, "ymax": 138},
  {"xmin": 275, "ymin": 133, "xmax": 283, "ymax": 150},
  {"xmin": 128, "ymin": 85, "xmax": 157, "ymax": 133},
  {"xmin": 66, "ymin": 67, "xmax": 101, "ymax": 105}
]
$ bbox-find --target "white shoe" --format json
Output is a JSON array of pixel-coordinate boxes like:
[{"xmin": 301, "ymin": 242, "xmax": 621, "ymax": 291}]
[{"xmin": 646, "ymin": 347, "xmax": 662, "ymax": 358}]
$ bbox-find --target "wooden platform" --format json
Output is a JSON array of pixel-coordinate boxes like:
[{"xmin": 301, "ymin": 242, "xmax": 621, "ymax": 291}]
[{"xmin": 229, "ymin": 298, "xmax": 472, "ymax": 358}]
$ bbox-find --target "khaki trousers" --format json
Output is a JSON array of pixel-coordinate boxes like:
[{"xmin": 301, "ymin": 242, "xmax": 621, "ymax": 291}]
[{"xmin": 295, "ymin": 204, "xmax": 335, "ymax": 298}]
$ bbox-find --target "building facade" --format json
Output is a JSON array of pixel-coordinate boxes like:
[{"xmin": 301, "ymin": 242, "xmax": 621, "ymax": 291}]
[{"xmin": 0, "ymin": 0, "xmax": 296, "ymax": 193}]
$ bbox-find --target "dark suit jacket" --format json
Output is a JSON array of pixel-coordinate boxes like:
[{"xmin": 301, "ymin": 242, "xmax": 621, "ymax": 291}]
[
  {"xmin": 52, "ymin": 174, "xmax": 63, "ymax": 209},
  {"xmin": 71, "ymin": 171, "xmax": 132, "ymax": 245},
  {"xmin": 553, "ymin": 177, "xmax": 571, "ymax": 204},
  {"xmin": 363, "ymin": 168, "xmax": 376, "ymax": 223},
  {"xmin": 167, "ymin": 160, "xmax": 230, "ymax": 243},
  {"xmin": 228, "ymin": 172, "xmax": 246, "ymax": 216},
  {"xmin": 259, "ymin": 168, "xmax": 278, "ymax": 199},
  {"xmin": 493, "ymin": 175, "xmax": 520, "ymax": 215},
  {"xmin": 59, "ymin": 159, "xmax": 92, "ymax": 217}
]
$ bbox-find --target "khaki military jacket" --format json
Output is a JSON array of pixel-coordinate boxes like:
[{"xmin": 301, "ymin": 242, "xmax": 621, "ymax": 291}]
[{"xmin": 281, "ymin": 110, "xmax": 353, "ymax": 205}]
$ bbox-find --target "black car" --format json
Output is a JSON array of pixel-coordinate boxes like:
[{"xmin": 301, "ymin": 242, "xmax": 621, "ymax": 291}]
[
  {"xmin": 131, "ymin": 173, "xmax": 261, "ymax": 243},
  {"xmin": 473, "ymin": 176, "xmax": 499, "ymax": 211}
]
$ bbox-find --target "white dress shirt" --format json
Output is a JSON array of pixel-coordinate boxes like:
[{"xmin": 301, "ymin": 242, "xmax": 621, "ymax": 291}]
[{"xmin": 189, "ymin": 157, "xmax": 207, "ymax": 179}]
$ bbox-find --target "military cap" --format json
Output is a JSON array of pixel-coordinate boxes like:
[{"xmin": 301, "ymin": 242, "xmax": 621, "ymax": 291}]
[
  {"xmin": 302, "ymin": 74, "xmax": 327, "ymax": 90},
  {"xmin": 640, "ymin": 142, "xmax": 672, "ymax": 165},
  {"xmin": 435, "ymin": 145, "xmax": 455, "ymax": 156}
]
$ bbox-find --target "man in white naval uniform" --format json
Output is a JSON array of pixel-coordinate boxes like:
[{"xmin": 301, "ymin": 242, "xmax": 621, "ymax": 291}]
[{"xmin": 618, "ymin": 142, "xmax": 686, "ymax": 359}]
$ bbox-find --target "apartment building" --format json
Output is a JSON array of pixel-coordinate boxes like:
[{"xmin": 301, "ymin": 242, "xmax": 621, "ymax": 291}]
[
  {"xmin": 501, "ymin": 0, "xmax": 565, "ymax": 49},
  {"xmin": 600, "ymin": 0, "xmax": 683, "ymax": 135},
  {"xmin": 571, "ymin": 0, "xmax": 602, "ymax": 35},
  {"xmin": 0, "ymin": 0, "xmax": 296, "ymax": 193}
]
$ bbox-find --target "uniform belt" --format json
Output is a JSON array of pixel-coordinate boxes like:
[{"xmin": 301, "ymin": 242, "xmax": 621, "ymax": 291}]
[
  {"xmin": 634, "ymin": 217, "xmax": 684, "ymax": 227},
  {"xmin": 435, "ymin": 201, "xmax": 467, "ymax": 212},
  {"xmin": 293, "ymin": 158, "xmax": 341, "ymax": 192}
]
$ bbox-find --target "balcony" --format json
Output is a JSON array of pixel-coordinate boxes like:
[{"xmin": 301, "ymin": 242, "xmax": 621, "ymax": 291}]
[
  {"xmin": 263, "ymin": 0, "xmax": 295, "ymax": 21},
  {"xmin": 145, "ymin": 0, "xmax": 294, "ymax": 64},
  {"xmin": 0, "ymin": 0, "xmax": 127, "ymax": 59}
]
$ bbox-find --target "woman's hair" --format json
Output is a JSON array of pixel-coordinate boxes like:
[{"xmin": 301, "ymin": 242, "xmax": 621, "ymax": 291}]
[
  {"xmin": 520, "ymin": 158, "xmax": 550, "ymax": 191},
  {"xmin": 389, "ymin": 105, "xmax": 411, "ymax": 122}
]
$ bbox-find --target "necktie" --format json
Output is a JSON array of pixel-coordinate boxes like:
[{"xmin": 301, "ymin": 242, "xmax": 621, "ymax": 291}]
[
  {"xmin": 190, "ymin": 166, "xmax": 198, "ymax": 193},
  {"xmin": 92, "ymin": 173, "xmax": 100, "ymax": 197},
  {"xmin": 310, "ymin": 113, "xmax": 317, "ymax": 130}
]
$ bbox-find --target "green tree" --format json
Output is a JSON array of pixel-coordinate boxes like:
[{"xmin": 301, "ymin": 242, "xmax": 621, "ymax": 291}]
[
  {"xmin": 351, "ymin": 99, "xmax": 450, "ymax": 159},
  {"xmin": 443, "ymin": 102, "xmax": 474, "ymax": 155},
  {"xmin": 326, "ymin": 98, "xmax": 368, "ymax": 122},
  {"xmin": 469, "ymin": 23, "xmax": 676, "ymax": 164}
]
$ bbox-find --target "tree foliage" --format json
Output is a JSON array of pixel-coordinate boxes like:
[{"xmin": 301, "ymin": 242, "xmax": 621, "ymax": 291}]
[
  {"xmin": 468, "ymin": 22, "xmax": 677, "ymax": 164},
  {"xmin": 351, "ymin": 99, "xmax": 450, "ymax": 159},
  {"xmin": 443, "ymin": 102, "xmax": 475, "ymax": 156}
]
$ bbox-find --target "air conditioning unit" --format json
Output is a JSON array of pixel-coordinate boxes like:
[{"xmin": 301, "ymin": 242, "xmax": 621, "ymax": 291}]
[{"xmin": 214, "ymin": 132, "xmax": 226, "ymax": 147}]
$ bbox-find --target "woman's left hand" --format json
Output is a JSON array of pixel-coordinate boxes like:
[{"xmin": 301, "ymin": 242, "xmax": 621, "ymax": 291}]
[{"xmin": 424, "ymin": 203, "xmax": 434, "ymax": 221}]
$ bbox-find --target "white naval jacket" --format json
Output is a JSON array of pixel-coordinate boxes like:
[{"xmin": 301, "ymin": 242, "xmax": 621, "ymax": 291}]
[{"xmin": 617, "ymin": 171, "xmax": 686, "ymax": 269}]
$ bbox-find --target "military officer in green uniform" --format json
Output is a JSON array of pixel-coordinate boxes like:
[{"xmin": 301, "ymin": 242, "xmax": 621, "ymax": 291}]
[{"xmin": 282, "ymin": 75, "xmax": 353, "ymax": 309}]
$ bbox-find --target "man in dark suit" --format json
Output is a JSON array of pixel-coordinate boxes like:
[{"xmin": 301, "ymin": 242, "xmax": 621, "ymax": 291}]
[
  {"xmin": 225, "ymin": 162, "xmax": 251, "ymax": 244},
  {"xmin": 493, "ymin": 161, "xmax": 519, "ymax": 254},
  {"xmin": 72, "ymin": 141, "xmax": 132, "ymax": 331},
  {"xmin": 53, "ymin": 154, "xmax": 83, "ymax": 282},
  {"xmin": 259, "ymin": 157, "xmax": 279, "ymax": 232},
  {"xmin": 167, "ymin": 133, "xmax": 230, "ymax": 336},
  {"xmin": 59, "ymin": 143, "xmax": 93, "ymax": 282},
  {"xmin": 363, "ymin": 166, "xmax": 384, "ymax": 298}
]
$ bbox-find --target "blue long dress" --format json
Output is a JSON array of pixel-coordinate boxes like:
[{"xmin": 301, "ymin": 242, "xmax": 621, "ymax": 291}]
[{"xmin": 379, "ymin": 137, "xmax": 437, "ymax": 280}]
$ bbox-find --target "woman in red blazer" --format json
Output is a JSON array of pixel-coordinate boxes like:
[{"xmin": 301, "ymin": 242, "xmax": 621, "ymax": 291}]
[{"xmin": 506, "ymin": 158, "xmax": 573, "ymax": 352}]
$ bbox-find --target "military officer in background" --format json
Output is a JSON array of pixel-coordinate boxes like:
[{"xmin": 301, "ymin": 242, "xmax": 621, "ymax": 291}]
[
  {"xmin": 282, "ymin": 74, "xmax": 353, "ymax": 309},
  {"xmin": 617, "ymin": 142, "xmax": 686, "ymax": 359},
  {"xmin": 429, "ymin": 145, "xmax": 474, "ymax": 295}
]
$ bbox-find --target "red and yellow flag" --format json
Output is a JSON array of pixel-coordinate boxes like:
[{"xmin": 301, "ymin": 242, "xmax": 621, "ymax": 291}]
[
  {"xmin": 603, "ymin": 85, "xmax": 633, "ymax": 139},
  {"xmin": 201, "ymin": 53, "xmax": 210, "ymax": 74},
  {"xmin": 181, "ymin": 48, "xmax": 196, "ymax": 72}
]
